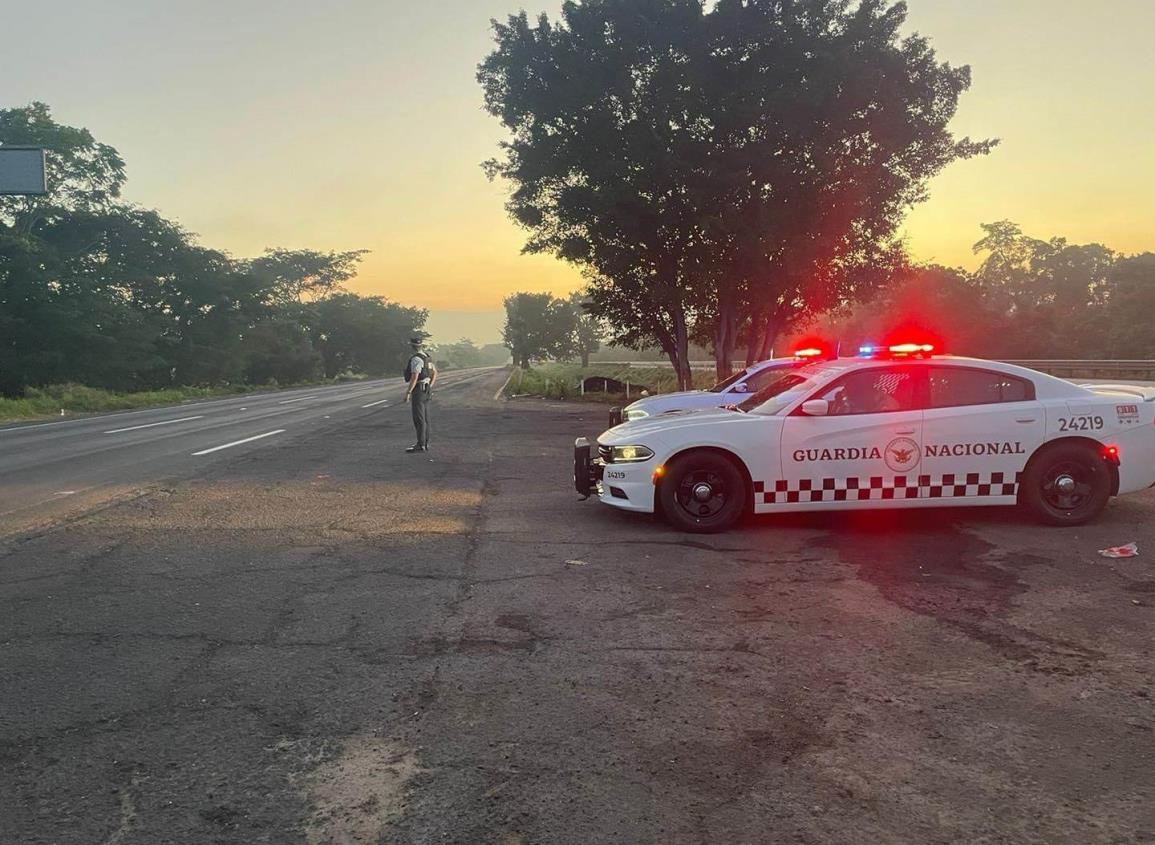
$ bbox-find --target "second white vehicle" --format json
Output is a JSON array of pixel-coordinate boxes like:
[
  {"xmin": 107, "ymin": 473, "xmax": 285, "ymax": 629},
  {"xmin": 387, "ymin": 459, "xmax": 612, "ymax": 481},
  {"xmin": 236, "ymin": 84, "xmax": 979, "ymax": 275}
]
[
  {"xmin": 576, "ymin": 344, "xmax": 1155, "ymax": 533},
  {"xmin": 608, "ymin": 353, "xmax": 818, "ymax": 428}
]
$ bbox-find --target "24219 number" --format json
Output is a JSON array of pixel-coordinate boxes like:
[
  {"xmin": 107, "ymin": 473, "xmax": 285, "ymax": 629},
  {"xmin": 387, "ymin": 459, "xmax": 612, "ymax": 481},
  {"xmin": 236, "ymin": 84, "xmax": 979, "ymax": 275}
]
[{"xmin": 1059, "ymin": 415, "xmax": 1104, "ymax": 432}]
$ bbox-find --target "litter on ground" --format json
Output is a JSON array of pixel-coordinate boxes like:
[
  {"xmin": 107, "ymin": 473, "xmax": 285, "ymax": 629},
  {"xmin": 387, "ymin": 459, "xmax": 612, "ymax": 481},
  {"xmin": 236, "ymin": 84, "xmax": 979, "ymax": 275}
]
[{"xmin": 1098, "ymin": 542, "xmax": 1139, "ymax": 559}]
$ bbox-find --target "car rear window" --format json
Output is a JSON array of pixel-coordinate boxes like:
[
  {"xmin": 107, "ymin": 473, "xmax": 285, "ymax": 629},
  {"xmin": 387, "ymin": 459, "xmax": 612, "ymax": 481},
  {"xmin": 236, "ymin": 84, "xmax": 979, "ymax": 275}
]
[{"xmin": 928, "ymin": 367, "xmax": 1034, "ymax": 408}]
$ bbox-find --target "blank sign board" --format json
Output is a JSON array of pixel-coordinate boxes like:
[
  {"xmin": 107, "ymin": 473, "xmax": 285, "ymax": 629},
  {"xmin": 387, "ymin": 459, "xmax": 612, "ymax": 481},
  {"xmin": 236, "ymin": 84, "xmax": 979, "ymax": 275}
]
[{"xmin": 0, "ymin": 147, "xmax": 48, "ymax": 195}]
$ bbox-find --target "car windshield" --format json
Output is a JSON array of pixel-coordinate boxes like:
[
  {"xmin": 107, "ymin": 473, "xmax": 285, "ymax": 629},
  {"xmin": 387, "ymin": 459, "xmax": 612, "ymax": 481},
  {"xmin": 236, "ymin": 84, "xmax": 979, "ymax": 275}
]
[
  {"xmin": 708, "ymin": 368, "xmax": 750, "ymax": 393},
  {"xmin": 736, "ymin": 373, "xmax": 816, "ymax": 414}
]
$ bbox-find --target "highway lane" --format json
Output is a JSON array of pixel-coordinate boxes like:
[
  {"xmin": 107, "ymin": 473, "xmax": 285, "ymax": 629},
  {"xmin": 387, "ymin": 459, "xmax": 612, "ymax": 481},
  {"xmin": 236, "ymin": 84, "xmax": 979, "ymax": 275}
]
[{"xmin": 0, "ymin": 368, "xmax": 500, "ymax": 533}]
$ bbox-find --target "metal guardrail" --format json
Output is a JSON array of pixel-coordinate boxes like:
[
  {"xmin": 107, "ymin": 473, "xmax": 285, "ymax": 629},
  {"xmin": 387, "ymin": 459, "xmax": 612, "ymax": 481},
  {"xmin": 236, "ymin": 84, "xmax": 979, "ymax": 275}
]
[
  {"xmin": 598, "ymin": 359, "xmax": 1155, "ymax": 379},
  {"xmin": 1002, "ymin": 360, "xmax": 1155, "ymax": 379}
]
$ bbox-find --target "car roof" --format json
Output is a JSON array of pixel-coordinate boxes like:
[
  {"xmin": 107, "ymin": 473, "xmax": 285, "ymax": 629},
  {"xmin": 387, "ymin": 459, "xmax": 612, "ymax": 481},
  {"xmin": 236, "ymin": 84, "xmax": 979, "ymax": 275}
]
[
  {"xmin": 748, "ymin": 357, "xmax": 804, "ymax": 371},
  {"xmin": 791, "ymin": 355, "xmax": 1092, "ymax": 400}
]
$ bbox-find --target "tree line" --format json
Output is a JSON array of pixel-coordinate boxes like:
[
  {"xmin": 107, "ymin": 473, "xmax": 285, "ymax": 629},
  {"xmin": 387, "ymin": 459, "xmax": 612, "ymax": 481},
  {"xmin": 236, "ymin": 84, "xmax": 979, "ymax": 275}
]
[
  {"xmin": 815, "ymin": 221, "xmax": 1155, "ymax": 360},
  {"xmin": 502, "ymin": 217, "xmax": 1155, "ymax": 375},
  {"xmin": 0, "ymin": 103, "xmax": 427, "ymax": 397}
]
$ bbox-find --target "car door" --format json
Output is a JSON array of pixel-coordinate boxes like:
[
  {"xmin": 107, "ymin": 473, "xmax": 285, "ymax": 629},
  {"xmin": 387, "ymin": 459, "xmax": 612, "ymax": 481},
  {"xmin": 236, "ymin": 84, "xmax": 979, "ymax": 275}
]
[
  {"xmin": 777, "ymin": 366, "xmax": 926, "ymax": 506},
  {"xmin": 920, "ymin": 365, "xmax": 1044, "ymax": 501}
]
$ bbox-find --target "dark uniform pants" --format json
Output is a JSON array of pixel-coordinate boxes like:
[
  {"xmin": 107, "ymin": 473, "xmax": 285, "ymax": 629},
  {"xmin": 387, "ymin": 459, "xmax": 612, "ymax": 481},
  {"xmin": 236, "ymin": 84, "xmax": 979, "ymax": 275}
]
[{"xmin": 411, "ymin": 386, "xmax": 431, "ymax": 448}]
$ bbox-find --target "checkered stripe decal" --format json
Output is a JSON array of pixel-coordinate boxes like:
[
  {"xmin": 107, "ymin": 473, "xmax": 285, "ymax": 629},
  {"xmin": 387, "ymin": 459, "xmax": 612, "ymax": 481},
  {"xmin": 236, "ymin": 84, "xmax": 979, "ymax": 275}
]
[{"xmin": 753, "ymin": 472, "xmax": 1021, "ymax": 505}]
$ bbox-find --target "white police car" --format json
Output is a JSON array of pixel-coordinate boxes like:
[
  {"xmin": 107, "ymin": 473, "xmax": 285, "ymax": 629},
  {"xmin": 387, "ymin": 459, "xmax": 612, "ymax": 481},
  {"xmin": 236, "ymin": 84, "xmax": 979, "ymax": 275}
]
[
  {"xmin": 574, "ymin": 344, "xmax": 1155, "ymax": 533},
  {"xmin": 608, "ymin": 355, "xmax": 813, "ymax": 428}
]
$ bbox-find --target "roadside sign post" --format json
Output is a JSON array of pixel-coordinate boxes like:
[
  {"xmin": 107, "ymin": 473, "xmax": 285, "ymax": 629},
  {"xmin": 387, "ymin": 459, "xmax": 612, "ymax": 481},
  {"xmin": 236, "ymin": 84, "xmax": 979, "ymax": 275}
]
[{"xmin": 0, "ymin": 147, "xmax": 48, "ymax": 195}]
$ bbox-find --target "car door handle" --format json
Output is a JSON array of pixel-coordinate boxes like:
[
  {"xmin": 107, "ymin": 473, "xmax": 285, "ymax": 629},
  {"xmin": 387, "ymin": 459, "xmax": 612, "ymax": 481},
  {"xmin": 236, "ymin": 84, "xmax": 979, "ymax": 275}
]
[
  {"xmin": 895, "ymin": 428, "xmax": 916, "ymax": 435},
  {"xmin": 1015, "ymin": 418, "xmax": 1037, "ymax": 424}
]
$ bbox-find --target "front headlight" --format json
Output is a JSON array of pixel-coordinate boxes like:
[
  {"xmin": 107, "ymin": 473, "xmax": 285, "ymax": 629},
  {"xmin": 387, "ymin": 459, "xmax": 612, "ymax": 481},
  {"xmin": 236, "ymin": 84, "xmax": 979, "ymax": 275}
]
[
  {"xmin": 624, "ymin": 407, "xmax": 650, "ymax": 421},
  {"xmin": 611, "ymin": 445, "xmax": 654, "ymax": 463}
]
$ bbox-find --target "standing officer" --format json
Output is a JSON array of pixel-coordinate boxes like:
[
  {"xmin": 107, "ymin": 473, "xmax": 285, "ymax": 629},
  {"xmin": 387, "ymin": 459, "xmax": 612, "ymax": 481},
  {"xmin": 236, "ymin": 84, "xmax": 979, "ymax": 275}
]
[{"xmin": 404, "ymin": 336, "xmax": 437, "ymax": 453}]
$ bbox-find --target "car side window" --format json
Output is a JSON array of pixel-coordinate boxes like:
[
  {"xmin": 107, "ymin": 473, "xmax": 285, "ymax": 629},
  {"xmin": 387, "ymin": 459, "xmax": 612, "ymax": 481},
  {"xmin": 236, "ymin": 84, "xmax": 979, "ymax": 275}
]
[
  {"xmin": 817, "ymin": 369, "xmax": 919, "ymax": 416},
  {"xmin": 742, "ymin": 367, "xmax": 787, "ymax": 394},
  {"xmin": 928, "ymin": 367, "xmax": 1034, "ymax": 408}
]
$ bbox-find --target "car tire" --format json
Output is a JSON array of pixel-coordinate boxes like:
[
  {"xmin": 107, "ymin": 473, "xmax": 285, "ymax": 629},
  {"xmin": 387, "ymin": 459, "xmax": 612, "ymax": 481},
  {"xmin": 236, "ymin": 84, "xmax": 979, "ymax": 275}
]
[
  {"xmin": 1020, "ymin": 442, "xmax": 1112, "ymax": 526},
  {"xmin": 658, "ymin": 451, "xmax": 747, "ymax": 533}
]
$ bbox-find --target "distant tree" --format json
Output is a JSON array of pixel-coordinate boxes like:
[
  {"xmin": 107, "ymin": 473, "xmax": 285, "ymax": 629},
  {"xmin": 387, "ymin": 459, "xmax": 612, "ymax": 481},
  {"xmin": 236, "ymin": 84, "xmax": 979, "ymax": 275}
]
[
  {"xmin": 812, "ymin": 264, "xmax": 1004, "ymax": 357},
  {"xmin": 502, "ymin": 292, "xmax": 574, "ymax": 369},
  {"xmin": 478, "ymin": 343, "xmax": 512, "ymax": 366},
  {"xmin": 433, "ymin": 339, "xmax": 511, "ymax": 369},
  {"xmin": 566, "ymin": 291, "xmax": 603, "ymax": 367},
  {"xmin": 248, "ymin": 248, "xmax": 369, "ymax": 304},
  {"xmin": 974, "ymin": 221, "xmax": 1116, "ymax": 356},
  {"xmin": 1104, "ymin": 254, "xmax": 1155, "ymax": 358},
  {"xmin": 241, "ymin": 319, "xmax": 321, "ymax": 385},
  {"xmin": 304, "ymin": 293, "xmax": 427, "ymax": 379},
  {"xmin": 433, "ymin": 338, "xmax": 484, "ymax": 370}
]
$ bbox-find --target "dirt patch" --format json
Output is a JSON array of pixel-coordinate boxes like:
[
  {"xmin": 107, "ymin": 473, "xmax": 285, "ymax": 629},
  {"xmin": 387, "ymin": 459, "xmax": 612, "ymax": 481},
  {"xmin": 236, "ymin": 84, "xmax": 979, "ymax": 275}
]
[{"xmin": 302, "ymin": 736, "xmax": 422, "ymax": 845}]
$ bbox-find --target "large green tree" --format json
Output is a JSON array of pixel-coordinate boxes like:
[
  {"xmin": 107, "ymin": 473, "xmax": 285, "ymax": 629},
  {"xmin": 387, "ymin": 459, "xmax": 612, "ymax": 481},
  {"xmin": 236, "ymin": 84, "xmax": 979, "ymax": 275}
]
[
  {"xmin": 480, "ymin": 0, "xmax": 992, "ymax": 386},
  {"xmin": 0, "ymin": 101, "xmax": 125, "ymax": 235}
]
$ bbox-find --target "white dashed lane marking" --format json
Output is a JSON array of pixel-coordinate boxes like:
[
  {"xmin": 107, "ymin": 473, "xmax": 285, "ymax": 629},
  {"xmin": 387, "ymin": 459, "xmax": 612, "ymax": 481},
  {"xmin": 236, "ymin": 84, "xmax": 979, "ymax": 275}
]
[
  {"xmin": 191, "ymin": 430, "xmax": 286, "ymax": 456},
  {"xmin": 104, "ymin": 416, "xmax": 205, "ymax": 434}
]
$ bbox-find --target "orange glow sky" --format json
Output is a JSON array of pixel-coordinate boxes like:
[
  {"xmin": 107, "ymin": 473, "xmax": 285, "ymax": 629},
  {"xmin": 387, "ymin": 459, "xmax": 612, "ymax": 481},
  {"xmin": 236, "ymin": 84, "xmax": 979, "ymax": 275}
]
[{"xmin": 5, "ymin": 1, "xmax": 1153, "ymax": 343}]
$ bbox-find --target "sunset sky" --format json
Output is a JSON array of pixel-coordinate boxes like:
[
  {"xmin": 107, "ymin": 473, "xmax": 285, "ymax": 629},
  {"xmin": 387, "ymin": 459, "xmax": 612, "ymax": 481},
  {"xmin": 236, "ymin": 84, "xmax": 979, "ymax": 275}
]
[{"xmin": 4, "ymin": 0, "xmax": 1153, "ymax": 343}]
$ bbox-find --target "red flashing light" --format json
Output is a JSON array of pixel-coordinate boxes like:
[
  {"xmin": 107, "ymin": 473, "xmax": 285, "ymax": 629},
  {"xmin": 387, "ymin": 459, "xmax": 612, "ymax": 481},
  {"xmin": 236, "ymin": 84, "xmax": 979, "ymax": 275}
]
[
  {"xmin": 888, "ymin": 342, "xmax": 935, "ymax": 356},
  {"xmin": 1103, "ymin": 445, "xmax": 1120, "ymax": 464},
  {"xmin": 789, "ymin": 337, "xmax": 836, "ymax": 360}
]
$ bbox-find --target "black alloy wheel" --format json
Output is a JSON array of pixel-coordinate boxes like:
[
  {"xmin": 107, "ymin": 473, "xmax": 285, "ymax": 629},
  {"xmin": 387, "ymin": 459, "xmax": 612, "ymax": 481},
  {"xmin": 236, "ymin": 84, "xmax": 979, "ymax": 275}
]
[
  {"xmin": 1021, "ymin": 442, "xmax": 1111, "ymax": 526},
  {"xmin": 658, "ymin": 452, "xmax": 747, "ymax": 533}
]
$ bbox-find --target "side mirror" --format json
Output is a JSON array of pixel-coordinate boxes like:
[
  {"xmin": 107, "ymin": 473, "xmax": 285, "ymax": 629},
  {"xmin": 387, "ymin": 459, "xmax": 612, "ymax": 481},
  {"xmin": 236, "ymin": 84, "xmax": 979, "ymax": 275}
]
[
  {"xmin": 801, "ymin": 399, "xmax": 830, "ymax": 417},
  {"xmin": 731, "ymin": 383, "xmax": 750, "ymax": 394}
]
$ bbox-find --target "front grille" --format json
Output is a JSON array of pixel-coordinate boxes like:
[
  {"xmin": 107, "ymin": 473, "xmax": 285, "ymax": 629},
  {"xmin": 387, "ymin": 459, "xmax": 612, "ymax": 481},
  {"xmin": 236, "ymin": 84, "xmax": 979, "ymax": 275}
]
[{"xmin": 598, "ymin": 445, "xmax": 614, "ymax": 464}]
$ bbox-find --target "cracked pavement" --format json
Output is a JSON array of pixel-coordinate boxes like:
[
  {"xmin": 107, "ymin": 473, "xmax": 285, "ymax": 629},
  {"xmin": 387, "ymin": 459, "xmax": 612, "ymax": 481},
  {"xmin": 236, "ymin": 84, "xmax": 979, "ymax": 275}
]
[{"xmin": 2, "ymin": 371, "xmax": 1154, "ymax": 844}]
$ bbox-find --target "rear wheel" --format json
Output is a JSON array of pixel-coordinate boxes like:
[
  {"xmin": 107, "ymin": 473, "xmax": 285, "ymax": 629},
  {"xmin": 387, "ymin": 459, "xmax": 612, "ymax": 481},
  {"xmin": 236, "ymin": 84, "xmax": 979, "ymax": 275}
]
[
  {"xmin": 1020, "ymin": 442, "xmax": 1111, "ymax": 526},
  {"xmin": 658, "ymin": 452, "xmax": 747, "ymax": 533}
]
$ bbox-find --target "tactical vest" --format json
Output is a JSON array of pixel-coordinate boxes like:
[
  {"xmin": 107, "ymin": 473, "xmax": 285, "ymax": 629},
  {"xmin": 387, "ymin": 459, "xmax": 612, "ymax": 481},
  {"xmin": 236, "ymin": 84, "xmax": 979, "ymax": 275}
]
[{"xmin": 404, "ymin": 351, "xmax": 432, "ymax": 382}]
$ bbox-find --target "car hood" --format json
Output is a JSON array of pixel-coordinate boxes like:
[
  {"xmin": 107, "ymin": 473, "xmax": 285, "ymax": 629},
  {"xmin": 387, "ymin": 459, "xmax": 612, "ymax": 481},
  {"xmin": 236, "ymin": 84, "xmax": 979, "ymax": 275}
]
[
  {"xmin": 626, "ymin": 389, "xmax": 711, "ymax": 411},
  {"xmin": 601, "ymin": 407, "xmax": 746, "ymax": 442}
]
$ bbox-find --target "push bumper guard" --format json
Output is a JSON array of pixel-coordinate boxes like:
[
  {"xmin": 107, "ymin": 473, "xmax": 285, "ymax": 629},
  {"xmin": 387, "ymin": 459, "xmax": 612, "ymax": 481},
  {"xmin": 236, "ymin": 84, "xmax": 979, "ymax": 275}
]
[{"xmin": 574, "ymin": 437, "xmax": 604, "ymax": 499}]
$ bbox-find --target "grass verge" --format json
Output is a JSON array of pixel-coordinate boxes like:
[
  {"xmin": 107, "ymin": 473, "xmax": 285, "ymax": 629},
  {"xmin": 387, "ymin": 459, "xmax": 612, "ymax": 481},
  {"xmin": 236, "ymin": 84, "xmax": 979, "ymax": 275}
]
[
  {"xmin": 0, "ymin": 379, "xmax": 365, "ymax": 424},
  {"xmin": 505, "ymin": 363, "xmax": 693, "ymax": 401}
]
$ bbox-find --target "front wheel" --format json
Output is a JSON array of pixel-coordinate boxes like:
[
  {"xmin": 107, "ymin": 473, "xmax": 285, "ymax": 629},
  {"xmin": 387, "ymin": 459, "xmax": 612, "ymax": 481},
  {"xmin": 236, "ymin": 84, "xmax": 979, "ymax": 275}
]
[
  {"xmin": 657, "ymin": 452, "xmax": 747, "ymax": 533},
  {"xmin": 1020, "ymin": 442, "xmax": 1112, "ymax": 526}
]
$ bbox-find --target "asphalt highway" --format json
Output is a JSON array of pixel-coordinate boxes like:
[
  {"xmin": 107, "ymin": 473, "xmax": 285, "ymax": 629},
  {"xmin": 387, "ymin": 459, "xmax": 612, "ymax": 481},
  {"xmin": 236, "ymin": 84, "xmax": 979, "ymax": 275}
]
[
  {"xmin": 2, "ymin": 370, "xmax": 1153, "ymax": 844},
  {"xmin": 0, "ymin": 368, "xmax": 500, "ymax": 535}
]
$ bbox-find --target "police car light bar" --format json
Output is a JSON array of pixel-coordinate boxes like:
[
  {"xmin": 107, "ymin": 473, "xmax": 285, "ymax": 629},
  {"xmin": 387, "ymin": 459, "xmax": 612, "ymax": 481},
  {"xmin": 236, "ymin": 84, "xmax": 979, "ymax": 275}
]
[
  {"xmin": 857, "ymin": 342, "xmax": 936, "ymax": 359},
  {"xmin": 793, "ymin": 348, "xmax": 825, "ymax": 359},
  {"xmin": 888, "ymin": 343, "xmax": 935, "ymax": 356}
]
